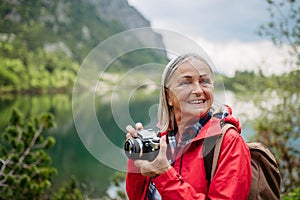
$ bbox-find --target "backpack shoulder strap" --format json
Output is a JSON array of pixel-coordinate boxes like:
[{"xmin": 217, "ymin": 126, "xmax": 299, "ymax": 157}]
[
  {"xmin": 204, "ymin": 123, "xmax": 238, "ymax": 186},
  {"xmin": 211, "ymin": 123, "xmax": 237, "ymax": 179},
  {"xmin": 203, "ymin": 135, "xmax": 219, "ymax": 186}
]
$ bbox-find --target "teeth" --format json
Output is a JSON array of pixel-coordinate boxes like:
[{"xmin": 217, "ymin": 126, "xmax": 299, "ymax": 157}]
[{"xmin": 190, "ymin": 100, "xmax": 205, "ymax": 104}]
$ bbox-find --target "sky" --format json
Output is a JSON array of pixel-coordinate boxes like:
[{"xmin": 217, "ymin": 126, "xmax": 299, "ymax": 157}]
[{"xmin": 127, "ymin": 0, "xmax": 291, "ymax": 77}]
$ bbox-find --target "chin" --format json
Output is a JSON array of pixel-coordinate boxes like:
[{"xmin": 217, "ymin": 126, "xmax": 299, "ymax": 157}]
[
  {"xmin": 187, "ymin": 112, "xmax": 205, "ymax": 122},
  {"xmin": 198, "ymin": 110, "xmax": 210, "ymax": 118},
  {"xmin": 183, "ymin": 107, "xmax": 210, "ymax": 120}
]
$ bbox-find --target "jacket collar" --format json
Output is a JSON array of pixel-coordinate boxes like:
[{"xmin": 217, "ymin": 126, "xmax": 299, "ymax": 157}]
[
  {"xmin": 193, "ymin": 117, "xmax": 222, "ymax": 140},
  {"xmin": 160, "ymin": 117, "xmax": 222, "ymax": 142}
]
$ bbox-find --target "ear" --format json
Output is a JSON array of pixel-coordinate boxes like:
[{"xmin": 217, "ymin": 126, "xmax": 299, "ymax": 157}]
[
  {"xmin": 168, "ymin": 99, "xmax": 173, "ymax": 106},
  {"xmin": 166, "ymin": 89, "xmax": 173, "ymax": 106}
]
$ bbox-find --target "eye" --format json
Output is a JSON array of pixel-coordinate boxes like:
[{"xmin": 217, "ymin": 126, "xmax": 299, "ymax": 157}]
[
  {"xmin": 200, "ymin": 78, "xmax": 212, "ymax": 86},
  {"xmin": 179, "ymin": 80, "xmax": 190, "ymax": 85},
  {"xmin": 178, "ymin": 79, "xmax": 192, "ymax": 86}
]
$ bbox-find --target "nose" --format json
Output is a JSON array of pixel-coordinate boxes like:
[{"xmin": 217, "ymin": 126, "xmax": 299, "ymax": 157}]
[{"xmin": 192, "ymin": 82, "xmax": 203, "ymax": 96}]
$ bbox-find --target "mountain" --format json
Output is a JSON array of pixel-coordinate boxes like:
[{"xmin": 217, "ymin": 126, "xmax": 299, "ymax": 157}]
[
  {"xmin": 0, "ymin": 0, "xmax": 167, "ymax": 92},
  {"xmin": 87, "ymin": 0, "xmax": 165, "ymax": 52},
  {"xmin": 44, "ymin": 0, "xmax": 166, "ymax": 62},
  {"xmin": 88, "ymin": 0, "xmax": 151, "ymax": 29}
]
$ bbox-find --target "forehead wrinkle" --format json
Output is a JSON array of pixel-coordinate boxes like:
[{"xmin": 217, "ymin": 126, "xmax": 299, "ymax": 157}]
[
  {"xmin": 178, "ymin": 71, "xmax": 210, "ymax": 78},
  {"xmin": 177, "ymin": 74, "xmax": 211, "ymax": 82},
  {"xmin": 166, "ymin": 61, "xmax": 212, "ymax": 87},
  {"xmin": 184, "ymin": 58, "xmax": 214, "ymax": 77}
]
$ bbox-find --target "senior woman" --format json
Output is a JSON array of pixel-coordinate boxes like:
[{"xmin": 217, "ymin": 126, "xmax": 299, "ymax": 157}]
[{"xmin": 125, "ymin": 53, "xmax": 251, "ymax": 199}]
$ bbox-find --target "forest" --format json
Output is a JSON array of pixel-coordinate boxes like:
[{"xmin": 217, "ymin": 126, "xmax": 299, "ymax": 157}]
[{"xmin": 0, "ymin": 0, "xmax": 299, "ymax": 199}]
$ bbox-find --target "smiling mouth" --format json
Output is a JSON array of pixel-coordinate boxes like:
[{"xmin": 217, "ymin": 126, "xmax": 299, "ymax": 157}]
[{"xmin": 189, "ymin": 100, "xmax": 206, "ymax": 104}]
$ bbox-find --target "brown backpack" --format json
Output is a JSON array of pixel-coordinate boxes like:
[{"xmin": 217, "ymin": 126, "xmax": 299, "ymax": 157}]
[{"xmin": 203, "ymin": 123, "xmax": 281, "ymax": 200}]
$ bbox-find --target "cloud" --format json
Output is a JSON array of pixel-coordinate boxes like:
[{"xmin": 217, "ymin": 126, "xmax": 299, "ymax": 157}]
[
  {"xmin": 195, "ymin": 37, "xmax": 291, "ymax": 76},
  {"xmin": 128, "ymin": 0, "xmax": 291, "ymax": 76},
  {"xmin": 128, "ymin": 0, "xmax": 269, "ymax": 42}
]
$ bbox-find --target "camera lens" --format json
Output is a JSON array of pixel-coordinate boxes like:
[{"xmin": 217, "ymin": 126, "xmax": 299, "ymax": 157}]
[{"xmin": 124, "ymin": 138, "xmax": 142, "ymax": 160}]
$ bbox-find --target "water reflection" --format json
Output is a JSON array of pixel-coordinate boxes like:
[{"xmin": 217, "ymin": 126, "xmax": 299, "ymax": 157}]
[
  {"xmin": 0, "ymin": 90, "xmax": 255, "ymax": 197},
  {"xmin": 0, "ymin": 91, "xmax": 159, "ymax": 197}
]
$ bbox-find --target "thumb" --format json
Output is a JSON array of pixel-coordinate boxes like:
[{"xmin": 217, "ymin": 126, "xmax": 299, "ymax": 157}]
[{"xmin": 159, "ymin": 135, "xmax": 168, "ymax": 156}]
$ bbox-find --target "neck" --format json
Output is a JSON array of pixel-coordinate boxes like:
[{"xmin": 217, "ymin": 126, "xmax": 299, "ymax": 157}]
[
  {"xmin": 174, "ymin": 112, "xmax": 211, "ymax": 136},
  {"xmin": 175, "ymin": 116, "xmax": 198, "ymax": 136}
]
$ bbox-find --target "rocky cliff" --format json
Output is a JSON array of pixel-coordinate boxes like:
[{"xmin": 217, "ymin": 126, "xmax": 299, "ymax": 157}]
[{"xmin": 87, "ymin": 0, "xmax": 165, "ymax": 51}]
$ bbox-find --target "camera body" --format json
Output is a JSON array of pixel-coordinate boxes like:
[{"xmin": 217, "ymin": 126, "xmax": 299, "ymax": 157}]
[{"xmin": 124, "ymin": 129, "xmax": 160, "ymax": 161}]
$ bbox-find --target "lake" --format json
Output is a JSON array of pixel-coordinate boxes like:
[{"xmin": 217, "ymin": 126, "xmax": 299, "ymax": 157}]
[{"xmin": 0, "ymin": 89, "xmax": 255, "ymax": 198}]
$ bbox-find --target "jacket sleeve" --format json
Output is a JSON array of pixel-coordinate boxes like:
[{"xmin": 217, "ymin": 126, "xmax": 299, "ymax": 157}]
[
  {"xmin": 153, "ymin": 167, "xmax": 207, "ymax": 199},
  {"xmin": 152, "ymin": 128, "xmax": 251, "ymax": 200},
  {"xmin": 126, "ymin": 159, "xmax": 150, "ymax": 200},
  {"xmin": 208, "ymin": 128, "xmax": 252, "ymax": 199}
]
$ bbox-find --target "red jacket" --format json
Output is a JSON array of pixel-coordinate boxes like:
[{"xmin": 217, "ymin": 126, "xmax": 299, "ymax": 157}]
[{"xmin": 126, "ymin": 117, "xmax": 252, "ymax": 199}]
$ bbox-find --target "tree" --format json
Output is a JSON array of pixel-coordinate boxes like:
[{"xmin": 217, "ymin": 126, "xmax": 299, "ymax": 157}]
[
  {"xmin": 258, "ymin": 0, "xmax": 300, "ymax": 68},
  {"xmin": 51, "ymin": 177, "xmax": 83, "ymax": 200},
  {"xmin": 0, "ymin": 109, "xmax": 57, "ymax": 199},
  {"xmin": 0, "ymin": 109, "xmax": 84, "ymax": 199},
  {"xmin": 252, "ymin": 77, "xmax": 300, "ymax": 193},
  {"xmin": 100, "ymin": 172, "xmax": 126, "ymax": 200},
  {"xmin": 254, "ymin": 0, "xmax": 300, "ymax": 194}
]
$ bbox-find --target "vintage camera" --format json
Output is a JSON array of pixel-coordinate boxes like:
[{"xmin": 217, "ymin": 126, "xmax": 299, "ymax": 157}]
[{"xmin": 124, "ymin": 129, "xmax": 160, "ymax": 161}]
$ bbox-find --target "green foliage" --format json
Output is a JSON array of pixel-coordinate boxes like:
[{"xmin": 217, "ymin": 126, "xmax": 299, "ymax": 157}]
[
  {"xmin": 282, "ymin": 187, "xmax": 300, "ymax": 200},
  {"xmin": 253, "ymin": 88, "xmax": 300, "ymax": 192},
  {"xmin": 0, "ymin": 0, "xmax": 167, "ymax": 94},
  {"xmin": 226, "ymin": 4, "xmax": 300, "ymax": 194},
  {"xmin": 223, "ymin": 70, "xmax": 257, "ymax": 92},
  {"xmin": 224, "ymin": 69, "xmax": 300, "ymax": 98},
  {"xmin": 100, "ymin": 172, "xmax": 126, "ymax": 200},
  {"xmin": 258, "ymin": 0, "xmax": 300, "ymax": 67},
  {"xmin": 0, "ymin": 109, "xmax": 85, "ymax": 200},
  {"xmin": 108, "ymin": 49, "xmax": 168, "ymax": 73},
  {"xmin": 0, "ymin": 108, "xmax": 57, "ymax": 199},
  {"xmin": 51, "ymin": 177, "xmax": 83, "ymax": 200},
  {"xmin": 227, "ymin": 69, "xmax": 300, "ymax": 193},
  {"xmin": 0, "ymin": 57, "xmax": 27, "ymax": 91}
]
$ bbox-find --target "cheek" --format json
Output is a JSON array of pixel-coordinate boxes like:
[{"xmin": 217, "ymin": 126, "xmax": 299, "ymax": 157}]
[
  {"xmin": 209, "ymin": 91, "xmax": 214, "ymax": 101},
  {"xmin": 168, "ymin": 88, "xmax": 189, "ymax": 105},
  {"xmin": 205, "ymin": 88, "xmax": 214, "ymax": 102}
]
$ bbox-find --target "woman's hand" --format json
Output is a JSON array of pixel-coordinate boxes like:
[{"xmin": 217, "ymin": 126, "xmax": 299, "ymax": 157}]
[
  {"xmin": 126, "ymin": 123, "xmax": 171, "ymax": 178},
  {"xmin": 126, "ymin": 122, "xmax": 143, "ymax": 139},
  {"xmin": 134, "ymin": 135, "xmax": 171, "ymax": 177}
]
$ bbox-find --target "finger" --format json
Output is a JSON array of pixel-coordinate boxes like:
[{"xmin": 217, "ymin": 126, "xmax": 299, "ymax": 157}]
[
  {"xmin": 135, "ymin": 122, "xmax": 143, "ymax": 130},
  {"xmin": 126, "ymin": 125, "xmax": 134, "ymax": 132},
  {"xmin": 126, "ymin": 133, "xmax": 132, "ymax": 140},
  {"xmin": 159, "ymin": 135, "xmax": 168, "ymax": 155},
  {"xmin": 151, "ymin": 135, "xmax": 171, "ymax": 174},
  {"xmin": 126, "ymin": 125, "xmax": 138, "ymax": 137}
]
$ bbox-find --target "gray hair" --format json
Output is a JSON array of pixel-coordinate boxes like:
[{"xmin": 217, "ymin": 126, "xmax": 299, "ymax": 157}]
[{"xmin": 157, "ymin": 53, "xmax": 214, "ymax": 132}]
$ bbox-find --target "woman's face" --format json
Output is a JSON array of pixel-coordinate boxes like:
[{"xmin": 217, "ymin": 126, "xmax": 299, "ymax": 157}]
[{"xmin": 167, "ymin": 58, "xmax": 214, "ymax": 124}]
